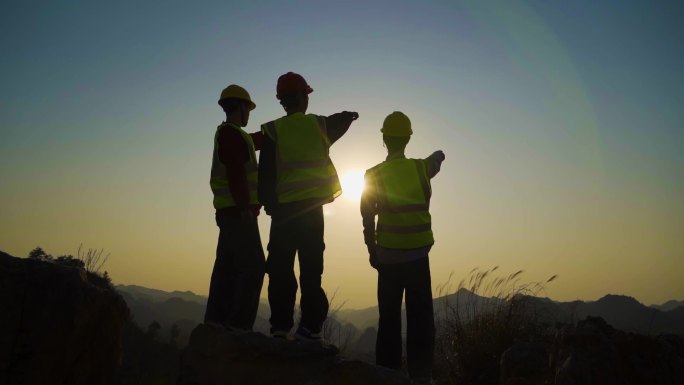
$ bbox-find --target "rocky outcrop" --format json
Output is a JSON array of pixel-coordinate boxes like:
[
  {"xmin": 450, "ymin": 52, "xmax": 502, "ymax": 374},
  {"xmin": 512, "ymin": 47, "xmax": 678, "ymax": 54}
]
[
  {"xmin": 178, "ymin": 323, "xmax": 411, "ymax": 385},
  {"xmin": 499, "ymin": 316, "xmax": 684, "ymax": 385},
  {"xmin": 0, "ymin": 252, "xmax": 129, "ymax": 385},
  {"xmin": 499, "ymin": 342, "xmax": 550, "ymax": 385},
  {"xmin": 552, "ymin": 316, "xmax": 684, "ymax": 385}
]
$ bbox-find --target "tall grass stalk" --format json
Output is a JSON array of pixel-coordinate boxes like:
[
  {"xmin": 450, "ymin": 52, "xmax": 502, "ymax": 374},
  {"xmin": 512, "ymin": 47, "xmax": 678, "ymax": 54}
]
[{"xmin": 434, "ymin": 267, "xmax": 557, "ymax": 385}]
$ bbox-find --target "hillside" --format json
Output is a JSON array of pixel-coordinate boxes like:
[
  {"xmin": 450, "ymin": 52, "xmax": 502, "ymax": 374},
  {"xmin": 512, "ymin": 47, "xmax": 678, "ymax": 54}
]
[{"xmin": 116, "ymin": 283, "xmax": 684, "ymax": 353}]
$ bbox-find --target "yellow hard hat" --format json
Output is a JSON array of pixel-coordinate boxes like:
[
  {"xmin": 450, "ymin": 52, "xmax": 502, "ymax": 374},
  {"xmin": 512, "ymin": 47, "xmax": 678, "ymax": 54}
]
[
  {"xmin": 381, "ymin": 111, "xmax": 412, "ymax": 136},
  {"xmin": 219, "ymin": 84, "xmax": 256, "ymax": 111}
]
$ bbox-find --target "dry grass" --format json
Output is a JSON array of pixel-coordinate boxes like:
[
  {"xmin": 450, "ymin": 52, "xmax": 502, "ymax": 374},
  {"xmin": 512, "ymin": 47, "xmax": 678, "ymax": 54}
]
[
  {"xmin": 433, "ymin": 267, "xmax": 557, "ymax": 385},
  {"xmin": 76, "ymin": 243, "xmax": 110, "ymax": 274},
  {"xmin": 321, "ymin": 289, "xmax": 357, "ymax": 354}
]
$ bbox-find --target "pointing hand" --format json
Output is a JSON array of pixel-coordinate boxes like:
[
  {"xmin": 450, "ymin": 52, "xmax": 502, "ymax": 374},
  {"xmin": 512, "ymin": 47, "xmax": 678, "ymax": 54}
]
[{"xmin": 345, "ymin": 111, "xmax": 359, "ymax": 121}]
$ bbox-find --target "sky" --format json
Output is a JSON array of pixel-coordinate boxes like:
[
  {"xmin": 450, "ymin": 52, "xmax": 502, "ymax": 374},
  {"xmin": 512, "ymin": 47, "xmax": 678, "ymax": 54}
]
[{"xmin": 1, "ymin": 1, "xmax": 683, "ymax": 309}]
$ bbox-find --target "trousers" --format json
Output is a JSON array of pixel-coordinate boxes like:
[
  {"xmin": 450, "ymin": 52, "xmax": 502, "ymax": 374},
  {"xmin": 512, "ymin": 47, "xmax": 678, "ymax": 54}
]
[
  {"xmin": 376, "ymin": 256, "xmax": 435, "ymax": 380},
  {"xmin": 204, "ymin": 215, "xmax": 265, "ymax": 330},
  {"xmin": 267, "ymin": 205, "xmax": 329, "ymax": 334}
]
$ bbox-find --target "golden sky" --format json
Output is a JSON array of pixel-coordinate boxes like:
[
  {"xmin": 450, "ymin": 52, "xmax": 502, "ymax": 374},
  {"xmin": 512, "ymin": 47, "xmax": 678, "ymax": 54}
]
[{"xmin": 1, "ymin": 1, "xmax": 682, "ymax": 308}]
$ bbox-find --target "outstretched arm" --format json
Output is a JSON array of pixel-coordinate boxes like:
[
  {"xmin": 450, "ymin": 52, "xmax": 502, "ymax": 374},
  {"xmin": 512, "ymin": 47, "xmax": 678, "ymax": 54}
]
[
  {"xmin": 325, "ymin": 111, "xmax": 359, "ymax": 144},
  {"xmin": 425, "ymin": 150, "xmax": 446, "ymax": 178}
]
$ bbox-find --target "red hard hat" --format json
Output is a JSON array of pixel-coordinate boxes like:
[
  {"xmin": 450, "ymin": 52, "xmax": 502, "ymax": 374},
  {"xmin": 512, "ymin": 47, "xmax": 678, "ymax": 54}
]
[{"xmin": 276, "ymin": 72, "xmax": 313, "ymax": 100}]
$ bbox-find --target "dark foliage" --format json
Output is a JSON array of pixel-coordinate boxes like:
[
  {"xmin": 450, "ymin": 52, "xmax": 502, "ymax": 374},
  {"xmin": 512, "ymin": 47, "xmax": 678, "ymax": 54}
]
[{"xmin": 114, "ymin": 317, "xmax": 181, "ymax": 385}]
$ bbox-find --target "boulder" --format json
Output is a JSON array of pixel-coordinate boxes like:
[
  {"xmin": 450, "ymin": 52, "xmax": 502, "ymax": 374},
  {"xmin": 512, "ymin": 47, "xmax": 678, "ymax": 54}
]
[
  {"xmin": 0, "ymin": 252, "xmax": 129, "ymax": 385},
  {"xmin": 178, "ymin": 323, "xmax": 411, "ymax": 385}
]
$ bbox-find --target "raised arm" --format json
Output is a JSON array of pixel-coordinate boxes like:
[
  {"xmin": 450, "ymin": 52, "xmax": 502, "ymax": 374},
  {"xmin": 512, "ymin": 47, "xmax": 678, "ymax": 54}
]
[
  {"xmin": 425, "ymin": 150, "xmax": 446, "ymax": 178},
  {"xmin": 325, "ymin": 111, "xmax": 359, "ymax": 144}
]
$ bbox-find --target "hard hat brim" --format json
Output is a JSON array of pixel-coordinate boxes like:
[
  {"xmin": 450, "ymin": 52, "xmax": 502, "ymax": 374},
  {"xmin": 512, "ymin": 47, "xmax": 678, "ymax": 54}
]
[
  {"xmin": 218, "ymin": 97, "xmax": 256, "ymax": 111},
  {"xmin": 276, "ymin": 86, "xmax": 314, "ymax": 100},
  {"xmin": 380, "ymin": 128, "xmax": 413, "ymax": 136}
]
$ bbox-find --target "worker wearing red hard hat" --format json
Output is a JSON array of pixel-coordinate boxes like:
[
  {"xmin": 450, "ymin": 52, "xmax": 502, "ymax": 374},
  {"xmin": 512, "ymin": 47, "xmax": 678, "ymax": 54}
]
[
  {"xmin": 259, "ymin": 72, "xmax": 358, "ymax": 340},
  {"xmin": 361, "ymin": 112, "xmax": 445, "ymax": 385},
  {"xmin": 205, "ymin": 84, "xmax": 265, "ymax": 331}
]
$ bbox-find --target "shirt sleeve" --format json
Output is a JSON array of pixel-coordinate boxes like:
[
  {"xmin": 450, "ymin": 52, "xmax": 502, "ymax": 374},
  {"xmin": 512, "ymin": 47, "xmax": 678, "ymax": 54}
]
[
  {"xmin": 324, "ymin": 112, "xmax": 356, "ymax": 145},
  {"xmin": 250, "ymin": 131, "xmax": 264, "ymax": 151},
  {"xmin": 217, "ymin": 128, "xmax": 251, "ymax": 209},
  {"xmin": 360, "ymin": 170, "xmax": 378, "ymax": 248},
  {"xmin": 257, "ymin": 130, "xmax": 278, "ymax": 213},
  {"xmin": 424, "ymin": 151, "xmax": 445, "ymax": 179}
]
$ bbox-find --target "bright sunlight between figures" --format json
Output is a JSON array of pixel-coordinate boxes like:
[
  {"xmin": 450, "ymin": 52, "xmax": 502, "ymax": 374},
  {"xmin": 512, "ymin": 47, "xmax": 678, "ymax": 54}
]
[{"xmin": 339, "ymin": 169, "xmax": 366, "ymax": 201}]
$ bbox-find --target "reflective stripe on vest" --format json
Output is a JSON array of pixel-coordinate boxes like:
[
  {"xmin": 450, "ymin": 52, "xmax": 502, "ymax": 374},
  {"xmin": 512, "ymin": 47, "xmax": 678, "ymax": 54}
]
[
  {"xmin": 210, "ymin": 123, "xmax": 259, "ymax": 209},
  {"xmin": 371, "ymin": 158, "xmax": 434, "ymax": 249},
  {"xmin": 262, "ymin": 113, "xmax": 341, "ymax": 204}
]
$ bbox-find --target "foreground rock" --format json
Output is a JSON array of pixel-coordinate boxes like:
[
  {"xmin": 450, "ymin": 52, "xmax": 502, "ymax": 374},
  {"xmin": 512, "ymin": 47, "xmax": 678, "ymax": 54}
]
[
  {"xmin": 552, "ymin": 316, "xmax": 684, "ymax": 385},
  {"xmin": 499, "ymin": 316, "xmax": 684, "ymax": 385},
  {"xmin": 0, "ymin": 251, "xmax": 129, "ymax": 385},
  {"xmin": 178, "ymin": 323, "xmax": 411, "ymax": 385}
]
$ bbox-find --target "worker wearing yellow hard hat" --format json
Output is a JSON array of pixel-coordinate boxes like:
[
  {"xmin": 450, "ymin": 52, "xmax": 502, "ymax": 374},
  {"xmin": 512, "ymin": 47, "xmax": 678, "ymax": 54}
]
[
  {"xmin": 361, "ymin": 111, "xmax": 445, "ymax": 385},
  {"xmin": 258, "ymin": 72, "xmax": 359, "ymax": 341},
  {"xmin": 206, "ymin": 84, "xmax": 265, "ymax": 330}
]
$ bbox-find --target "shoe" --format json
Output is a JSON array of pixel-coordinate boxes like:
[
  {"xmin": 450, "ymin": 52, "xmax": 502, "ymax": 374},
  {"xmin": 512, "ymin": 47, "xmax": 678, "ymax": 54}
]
[
  {"xmin": 294, "ymin": 326, "xmax": 322, "ymax": 341},
  {"xmin": 271, "ymin": 330, "xmax": 289, "ymax": 339}
]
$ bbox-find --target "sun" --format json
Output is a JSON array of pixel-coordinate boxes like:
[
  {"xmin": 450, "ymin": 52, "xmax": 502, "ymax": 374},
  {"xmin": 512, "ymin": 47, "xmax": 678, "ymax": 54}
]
[{"xmin": 339, "ymin": 169, "xmax": 366, "ymax": 201}]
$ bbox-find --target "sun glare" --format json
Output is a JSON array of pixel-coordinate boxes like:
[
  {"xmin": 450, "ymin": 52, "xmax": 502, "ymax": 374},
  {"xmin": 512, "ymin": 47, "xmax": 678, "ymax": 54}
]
[{"xmin": 340, "ymin": 169, "xmax": 366, "ymax": 201}]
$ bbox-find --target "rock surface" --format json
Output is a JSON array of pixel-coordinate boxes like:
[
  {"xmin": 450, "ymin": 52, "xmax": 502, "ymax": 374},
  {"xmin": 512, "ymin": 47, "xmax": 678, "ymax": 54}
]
[
  {"xmin": 499, "ymin": 342, "xmax": 550, "ymax": 385},
  {"xmin": 551, "ymin": 316, "xmax": 684, "ymax": 385},
  {"xmin": 0, "ymin": 251, "xmax": 129, "ymax": 385},
  {"xmin": 499, "ymin": 316, "xmax": 684, "ymax": 385},
  {"xmin": 178, "ymin": 323, "xmax": 411, "ymax": 385}
]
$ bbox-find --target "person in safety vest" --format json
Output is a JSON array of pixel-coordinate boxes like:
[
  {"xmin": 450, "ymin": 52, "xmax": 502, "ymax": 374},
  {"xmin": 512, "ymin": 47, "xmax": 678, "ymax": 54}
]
[
  {"xmin": 360, "ymin": 111, "xmax": 445, "ymax": 385},
  {"xmin": 205, "ymin": 84, "xmax": 266, "ymax": 330},
  {"xmin": 258, "ymin": 72, "xmax": 358, "ymax": 340}
]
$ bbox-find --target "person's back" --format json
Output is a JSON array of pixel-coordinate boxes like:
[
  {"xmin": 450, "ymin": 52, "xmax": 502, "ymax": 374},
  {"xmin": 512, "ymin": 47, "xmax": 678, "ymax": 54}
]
[
  {"xmin": 205, "ymin": 85, "xmax": 265, "ymax": 331},
  {"xmin": 361, "ymin": 111, "xmax": 444, "ymax": 385},
  {"xmin": 258, "ymin": 72, "xmax": 358, "ymax": 340},
  {"xmin": 262, "ymin": 111, "xmax": 340, "ymax": 207}
]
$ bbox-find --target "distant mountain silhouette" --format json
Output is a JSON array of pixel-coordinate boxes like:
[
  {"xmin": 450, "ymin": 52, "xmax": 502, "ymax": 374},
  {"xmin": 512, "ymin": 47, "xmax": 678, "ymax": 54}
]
[
  {"xmin": 116, "ymin": 286, "xmax": 270, "ymax": 346},
  {"xmin": 337, "ymin": 290, "xmax": 684, "ymax": 336},
  {"xmin": 651, "ymin": 299, "xmax": 684, "ymax": 312},
  {"xmin": 116, "ymin": 284, "xmax": 207, "ymax": 304},
  {"xmin": 114, "ymin": 281, "xmax": 684, "ymax": 349}
]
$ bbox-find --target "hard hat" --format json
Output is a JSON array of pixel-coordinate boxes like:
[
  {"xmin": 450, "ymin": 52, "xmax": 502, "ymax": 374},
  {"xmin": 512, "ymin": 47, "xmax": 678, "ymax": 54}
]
[
  {"xmin": 276, "ymin": 72, "xmax": 313, "ymax": 100},
  {"xmin": 381, "ymin": 111, "xmax": 412, "ymax": 136},
  {"xmin": 219, "ymin": 84, "xmax": 256, "ymax": 111}
]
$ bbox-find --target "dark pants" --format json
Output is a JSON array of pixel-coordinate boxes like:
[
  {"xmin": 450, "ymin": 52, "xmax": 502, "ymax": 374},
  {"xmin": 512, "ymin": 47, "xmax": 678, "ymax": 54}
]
[
  {"xmin": 376, "ymin": 257, "xmax": 435, "ymax": 381},
  {"xmin": 267, "ymin": 206, "xmax": 329, "ymax": 334},
  {"xmin": 204, "ymin": 215, "xmax": 265, "ymax": 330}
]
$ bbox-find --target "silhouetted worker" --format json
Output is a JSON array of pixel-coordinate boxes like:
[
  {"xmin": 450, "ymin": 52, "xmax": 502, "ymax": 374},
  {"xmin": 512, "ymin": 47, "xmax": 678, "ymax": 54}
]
[
  {"xmin": 361, "ymin": 111, "xmax": 445, "ymax": 384},
  {"xmin": 259, "ymin": 72, "xmax": 358, "ymax": 340},
  {"xmin": 205, "ymin": 84, "xmax": 265, "ymax": 330}
]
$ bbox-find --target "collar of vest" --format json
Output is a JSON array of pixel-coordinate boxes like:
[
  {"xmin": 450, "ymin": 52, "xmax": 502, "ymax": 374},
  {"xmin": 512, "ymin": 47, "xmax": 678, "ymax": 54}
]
[
  {"xmin": 385, "ymin": 153, "xmax": 407, "ymax": 161},
  {"xmin": 219, "ymin": 122, "xmax": 241, "ymax": 130}
]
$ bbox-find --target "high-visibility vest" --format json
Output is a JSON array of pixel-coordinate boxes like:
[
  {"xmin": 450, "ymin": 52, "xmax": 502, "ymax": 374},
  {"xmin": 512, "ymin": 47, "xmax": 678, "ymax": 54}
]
[
  {"xmin": 262, "ymin": 113, "xmax": 341, "ymax": 204},
  {"xmin": 210, "ymin": 123, "xmax": 259, "ymax": 209},
  {"xmin": 368, "ymin": 158, "xmax": 434, "ymax": 249}
]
